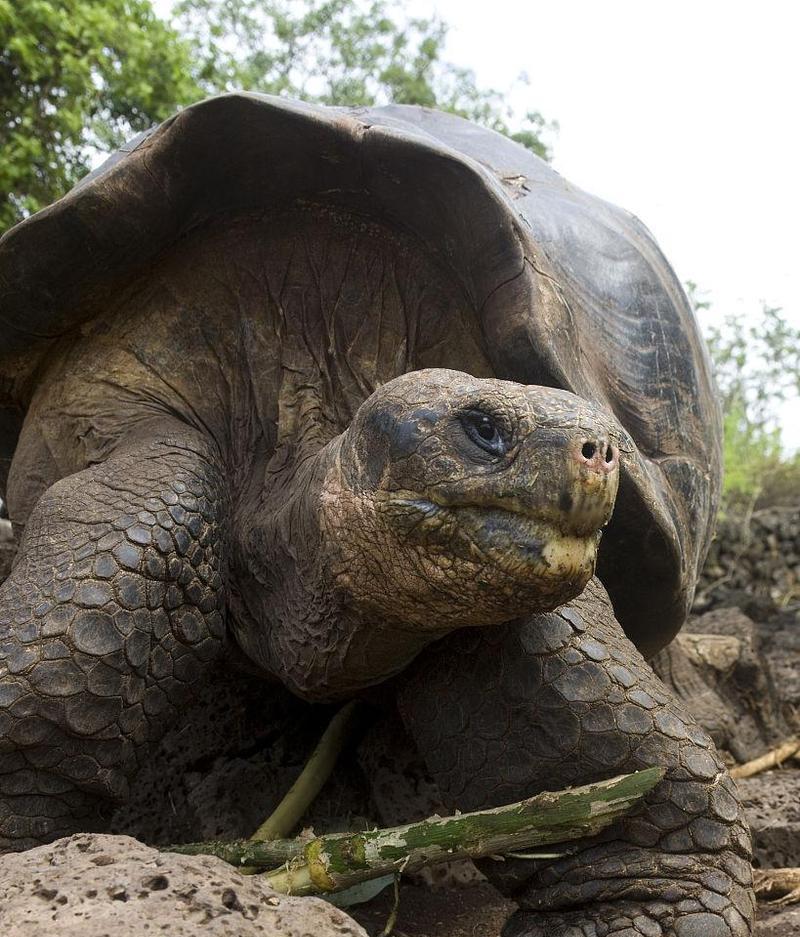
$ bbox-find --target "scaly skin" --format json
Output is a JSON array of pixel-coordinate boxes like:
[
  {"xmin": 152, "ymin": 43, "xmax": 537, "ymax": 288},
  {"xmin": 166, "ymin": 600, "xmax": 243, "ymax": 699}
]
[
  {"xmin": 0, "ymin": 422, "xmax": 226, "ymax": 850},
  {"xmin": 398, "ymin": 577, "xmax": 755, "ymax": 936},
  {"xmin": 0, "ymin": 363, "xmax": 754, "ymax": 934},
  {"xmin": 0, "ymin": 187, "xmax": 745, "ymax": 934},
  {"xmin": 0, "ymin": 370, "xmax": 619, "ymax": 848}
]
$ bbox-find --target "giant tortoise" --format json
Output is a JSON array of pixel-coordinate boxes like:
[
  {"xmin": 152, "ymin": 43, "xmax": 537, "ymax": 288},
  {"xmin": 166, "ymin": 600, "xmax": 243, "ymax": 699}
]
[{"xmin": 0, "ymin": 94, "xmax": 753, "ymax": 935}]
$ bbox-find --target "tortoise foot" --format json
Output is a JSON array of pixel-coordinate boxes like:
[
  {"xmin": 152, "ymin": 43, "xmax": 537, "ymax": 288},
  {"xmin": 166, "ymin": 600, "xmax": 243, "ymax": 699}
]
[
  {"xmin": 505, "ymin": 903, "xmax": 747, "ymax": 937},
  {"xmin": 399, "ymin": 577, "xmax": 756, "ymax": 936}
]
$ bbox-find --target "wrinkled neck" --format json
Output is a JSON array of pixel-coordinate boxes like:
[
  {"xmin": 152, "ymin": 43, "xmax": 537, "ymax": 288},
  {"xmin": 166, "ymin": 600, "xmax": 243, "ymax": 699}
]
[{"xmin": 230, "ymin": 435, "xmax": 445, "ymax": 702}]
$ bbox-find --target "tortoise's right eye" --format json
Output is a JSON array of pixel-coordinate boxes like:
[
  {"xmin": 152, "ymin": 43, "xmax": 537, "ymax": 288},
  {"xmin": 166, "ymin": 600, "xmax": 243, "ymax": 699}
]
[{"xmin": 460, "ymin": 410, "xmax": 507, "ymax": 457}]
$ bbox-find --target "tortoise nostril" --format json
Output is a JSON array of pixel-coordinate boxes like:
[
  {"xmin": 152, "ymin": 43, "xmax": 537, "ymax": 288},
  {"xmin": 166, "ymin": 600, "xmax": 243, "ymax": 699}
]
[{"xmin": 575, "ymin": 437, "xmax": 617, "ymax": 474}]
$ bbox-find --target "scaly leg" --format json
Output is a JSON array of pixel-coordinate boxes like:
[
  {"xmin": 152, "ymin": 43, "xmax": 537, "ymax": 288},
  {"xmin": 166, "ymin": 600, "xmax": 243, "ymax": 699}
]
[
  {"xmin": 398, "ymin": 578, "xmax": 755, "ymax": 936},
  {"xmin": 0, "ymin": 424, "xmax": 226, "ymax": 850}
]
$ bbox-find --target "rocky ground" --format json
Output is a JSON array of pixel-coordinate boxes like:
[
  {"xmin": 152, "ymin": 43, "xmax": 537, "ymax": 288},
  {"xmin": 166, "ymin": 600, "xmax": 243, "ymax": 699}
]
[
  {"xmin": 0, "ymin": 833, "xmax": 369, "ymax": 935},
  {"xmin": 1, "ymin": 507, "xmax": 800, "ymax": 934},
  {"xmin": 695, "ymin": 505, "xmax": 800, "ymax": 614}
]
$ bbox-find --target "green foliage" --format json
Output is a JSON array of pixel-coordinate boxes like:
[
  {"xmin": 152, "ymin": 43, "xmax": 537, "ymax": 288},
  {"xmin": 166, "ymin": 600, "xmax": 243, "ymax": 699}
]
[
  {"xmin": 1, "ymin": 0, "xmax": 554, "ymax": 232},
  {"xmin": 688, "ymin": 282, "xmax": 800, "ymax": 510},
  {"xmin": 0, "ymin": 0, "xmax": 200, "ymax": 230},
  {"xmin": 170, "ymin": 0, "xmax": 555, "ymax": 158},
  {"xmin": 717, "ymin": 398, "xmax": 786, "ymax": 508},
  {"xmin": 704, "ymin": 303, "xmax": 800, "ymax": 426}
]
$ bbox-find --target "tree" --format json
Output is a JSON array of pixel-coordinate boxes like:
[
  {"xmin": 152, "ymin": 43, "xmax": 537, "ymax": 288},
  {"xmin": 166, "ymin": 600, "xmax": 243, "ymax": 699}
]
[
  {"xmin": 688, "ymin": 282, "xmax": 800, "ymax": 509},
  {"xmin": 171, "ymin": 0, "xmax": 554, "ymax": 157},
  {"xmin": 0, "ymin": 0, "xmax": 200, "ymax": 231},
  {"xmin": 703, "ymin": 303, "xmax": 800, "ymax": 424},
  {"xmin": 0, "ymin": 0, "xmax": 554, "ymax": 234}
]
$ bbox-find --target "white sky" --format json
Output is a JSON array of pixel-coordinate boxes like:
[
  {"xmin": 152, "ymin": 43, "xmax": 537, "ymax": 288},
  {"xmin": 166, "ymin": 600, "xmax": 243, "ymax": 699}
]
[{"xmin": 410, "ymin": 0, "xmax": 800, "ymax": 445}]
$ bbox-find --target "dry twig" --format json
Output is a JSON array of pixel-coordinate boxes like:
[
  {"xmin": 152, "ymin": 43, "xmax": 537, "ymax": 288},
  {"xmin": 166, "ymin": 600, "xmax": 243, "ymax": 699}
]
[
  {"xmin": 730, "ymin": 738, "xmax": 800, "ymax": 779},
  {"xmin": 754, "ymin": 868, "xmax": 800, "ymax": 907}
]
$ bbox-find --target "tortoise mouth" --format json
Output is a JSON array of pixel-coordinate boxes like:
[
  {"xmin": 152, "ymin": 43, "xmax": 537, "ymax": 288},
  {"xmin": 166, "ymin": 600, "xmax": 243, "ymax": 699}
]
[
  {"xmin": 384, "ymin": 496, "xmax": 601, "ymax": 586},
  {"xmin": 387, "ymin": 493, "xmax": 609, "ymax": 538},
  {"xmin": 451, "ymin": 504, "xmax": 600, "ymax": 581}
]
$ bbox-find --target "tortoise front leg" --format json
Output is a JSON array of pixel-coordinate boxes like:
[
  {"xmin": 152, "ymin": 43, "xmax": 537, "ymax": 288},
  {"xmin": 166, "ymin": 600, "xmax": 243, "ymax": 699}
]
[
  {"xmin": 398, "ymin": 578, "xmax": 755, "ymax": 937},
  {"xmin": 0, "ymin": 425, "xmax": 225, "ymax": 850}
]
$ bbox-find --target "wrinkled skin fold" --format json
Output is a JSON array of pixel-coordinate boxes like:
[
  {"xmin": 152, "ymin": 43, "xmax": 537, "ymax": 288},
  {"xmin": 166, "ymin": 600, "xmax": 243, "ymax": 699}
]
[{"xmin": 399, "ymin": 578, "xmax": 754, "ymax": 936}]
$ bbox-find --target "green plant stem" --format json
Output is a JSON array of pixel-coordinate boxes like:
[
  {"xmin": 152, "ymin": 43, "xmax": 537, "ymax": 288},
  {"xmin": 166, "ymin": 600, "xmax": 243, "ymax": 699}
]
[
  {"xmin": 166, "ymin": 767, "xmax": 663, "ymax": 894},
  {"xmin": 166, "ymin": 837, "xmax": 304, "ymax": 867},
  {"xmin": 169, "ymin": 702, "xmax": 362, "ymax": 875},
  {"xmin": 250, "ymin": 700, "xmax": 361, "ymax": 842},
  {"xmin": 262, "ymin": 767, "xmax": 663, "ymax": 896}
]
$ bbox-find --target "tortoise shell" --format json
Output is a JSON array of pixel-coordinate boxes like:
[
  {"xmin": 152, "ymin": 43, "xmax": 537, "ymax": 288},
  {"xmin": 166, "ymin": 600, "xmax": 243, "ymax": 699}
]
[{"xmin": 0, "ymin": 93, "xmax": 721, "ymax": 655}]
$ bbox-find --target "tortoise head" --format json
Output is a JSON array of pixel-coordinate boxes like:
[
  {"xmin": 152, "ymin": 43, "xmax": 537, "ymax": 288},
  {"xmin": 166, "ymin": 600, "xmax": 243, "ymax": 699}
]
[{"xmin": 323, "ymin": 368, "xmax": 621, "ymax": 628}]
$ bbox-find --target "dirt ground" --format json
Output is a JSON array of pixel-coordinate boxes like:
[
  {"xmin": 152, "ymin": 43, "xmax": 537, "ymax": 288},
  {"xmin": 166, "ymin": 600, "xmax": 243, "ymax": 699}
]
[
  {"xmin": 756, "ymin": 905, "xmax": 800, "ymax": 937},
  {"xmin": 352, "ymin": 881, "xmax": 515, "ymax": 937}
]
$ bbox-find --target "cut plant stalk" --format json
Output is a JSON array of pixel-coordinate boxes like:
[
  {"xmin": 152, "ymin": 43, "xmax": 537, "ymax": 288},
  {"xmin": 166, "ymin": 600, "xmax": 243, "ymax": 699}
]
[
  {"xmin": 263, "ymin": 766, "xmax": 663, "ymax": 896},
  {"xmin": 169, "ymin": 701, "xmax": 363, "ymax": 874},
  {"xmin": 251, "ymin": 700, "xmax": 362, "ymax": 842},
  {"xmin": 167, "ymin": 836, "xmax": 305, "ymax": 867},
  {"xmin": 167, "ymin": 767, "xmax": 663, "ymax": 895}
]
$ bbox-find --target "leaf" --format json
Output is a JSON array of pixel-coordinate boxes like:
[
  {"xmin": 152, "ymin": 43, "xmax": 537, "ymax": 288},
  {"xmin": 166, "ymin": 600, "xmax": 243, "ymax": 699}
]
[{"xmin": 322, "ymin": 873, "xmax": 395, "ymax": 907}]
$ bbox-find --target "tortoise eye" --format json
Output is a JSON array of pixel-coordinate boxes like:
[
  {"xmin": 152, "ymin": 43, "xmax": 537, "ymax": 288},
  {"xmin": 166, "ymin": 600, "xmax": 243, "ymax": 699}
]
[{"xmin": 460, "ymin": 410, "xmax": 507, "ymax": 457}]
